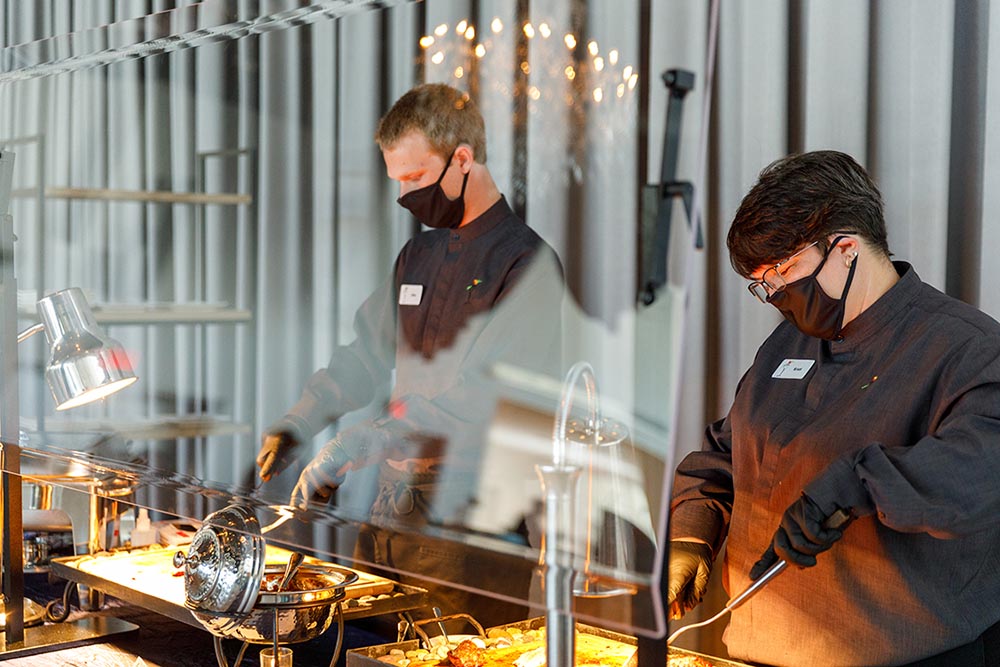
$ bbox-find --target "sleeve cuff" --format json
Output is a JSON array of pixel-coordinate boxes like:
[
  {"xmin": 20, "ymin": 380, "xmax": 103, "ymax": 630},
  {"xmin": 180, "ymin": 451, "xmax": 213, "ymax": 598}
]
[
  {"xmin": 670, "ymin": 502, "xmax": 726, "ymax": 557},
  {"xmin": 804, "ymin": 456, "xmax": 874, "ymax": 519},
  {"xmin": 265, "ymin": 415, "xmax": 310, "ymax": 440}
]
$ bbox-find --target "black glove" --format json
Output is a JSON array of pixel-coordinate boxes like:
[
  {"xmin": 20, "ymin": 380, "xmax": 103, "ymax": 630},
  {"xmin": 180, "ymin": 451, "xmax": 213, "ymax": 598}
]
[
  {"xmin": 666, "ymin": 540, "xmax": 714, "ymax": 620},
  {"xmin": 289, "ymin": 438, "xmax": 352, "ymax": 509},
  {"xmin": 749, "ymin": 494, "xmax": 847, "ymax": 580},
  {"xmin": 256, "ymin": 424, "xmax": 304, "ymax": 481}
]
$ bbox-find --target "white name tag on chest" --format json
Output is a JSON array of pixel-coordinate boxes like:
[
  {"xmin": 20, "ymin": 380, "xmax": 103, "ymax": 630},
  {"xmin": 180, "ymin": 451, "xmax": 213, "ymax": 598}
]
[
  {"xmin": 772, "ymin": 358, "xmax": 815, "ymax": 379},
  {"xmin": 398, "ymin": 284, "xmax": 424, "ymax": 306}
]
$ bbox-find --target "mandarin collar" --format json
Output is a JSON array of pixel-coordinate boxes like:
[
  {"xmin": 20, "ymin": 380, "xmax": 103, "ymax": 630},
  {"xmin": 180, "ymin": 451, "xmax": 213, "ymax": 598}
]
[
  {"xmin": 830, "ymin": 261, "xmax": 920, "ymax": 348},
  {"xmin": 445, "ymin": 196, "xmax": 513, "ymax": 243}
]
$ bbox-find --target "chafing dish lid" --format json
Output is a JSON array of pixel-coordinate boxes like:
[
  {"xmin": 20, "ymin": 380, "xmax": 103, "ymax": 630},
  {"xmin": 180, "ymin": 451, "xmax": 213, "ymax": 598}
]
[{"xmin": 174, "ymin": 504, "xmax": 265, "ymax": 617}]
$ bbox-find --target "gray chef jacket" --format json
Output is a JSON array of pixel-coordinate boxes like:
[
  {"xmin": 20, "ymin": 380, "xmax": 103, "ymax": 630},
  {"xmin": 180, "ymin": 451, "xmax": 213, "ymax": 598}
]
[
  {"xmin": 671, "ymin": 262, "xmax": 1000, "ymax": 667},
  {"xmin": 274, "ymin": 196, "xmax": 562, "ymax": 524}
]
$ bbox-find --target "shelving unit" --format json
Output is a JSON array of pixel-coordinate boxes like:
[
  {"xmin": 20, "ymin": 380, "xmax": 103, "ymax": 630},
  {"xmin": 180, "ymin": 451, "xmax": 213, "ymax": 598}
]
[{"xmin": 3, "ymin": 136, "xmax": 258, "ymax": 451}]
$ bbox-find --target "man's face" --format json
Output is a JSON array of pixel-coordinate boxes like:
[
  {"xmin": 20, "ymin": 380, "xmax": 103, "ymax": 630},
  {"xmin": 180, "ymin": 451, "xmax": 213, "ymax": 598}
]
[{"xmin": 382, "ymin": 131, "xmax": 460, "ymax": 200}]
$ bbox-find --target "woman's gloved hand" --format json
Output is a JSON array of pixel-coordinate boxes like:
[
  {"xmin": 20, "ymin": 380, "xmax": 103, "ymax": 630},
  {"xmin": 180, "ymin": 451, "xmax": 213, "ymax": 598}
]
[
  {"xmin": 256, "ymin": 424, "xmax": 305, "ymax": 481},
  {"xmin": 666, "ymin": 540, "xmax": 714, "ymax": 619},
  {"xmin": 750, "ymin": 494, "xmax": 848, "ymax": 580},
  {"xmin": 289, "ymin": 439, "xmax": 353, "ymax": 509}
]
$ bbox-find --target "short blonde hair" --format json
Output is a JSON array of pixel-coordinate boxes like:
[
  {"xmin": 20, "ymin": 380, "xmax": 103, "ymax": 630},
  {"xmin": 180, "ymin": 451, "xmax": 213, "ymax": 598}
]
[{"xmin": 375, "ymin": 83, "xmax": 487, "ymax": 163}]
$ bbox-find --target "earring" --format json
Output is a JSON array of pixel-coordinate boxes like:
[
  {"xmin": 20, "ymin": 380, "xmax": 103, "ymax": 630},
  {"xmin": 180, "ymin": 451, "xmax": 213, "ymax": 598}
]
[{"xmin": 846, "ymin": 252, "xmax": 858, "ymax": 268}]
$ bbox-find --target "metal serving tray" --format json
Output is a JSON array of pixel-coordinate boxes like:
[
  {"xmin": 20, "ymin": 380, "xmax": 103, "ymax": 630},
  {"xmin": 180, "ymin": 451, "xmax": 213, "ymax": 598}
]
[
  {"xmin": 50, "ymin": 545, "xmax": 427, "ymax": 628},
  {"xmin": 346, "ymin": 616, "xmax": 751, "ymax": 667}
]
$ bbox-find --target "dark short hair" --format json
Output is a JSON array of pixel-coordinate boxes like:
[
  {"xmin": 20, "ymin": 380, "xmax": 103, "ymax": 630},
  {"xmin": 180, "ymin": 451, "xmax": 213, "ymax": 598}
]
[
  {"xmin": 727, "ymin": 151, "xmax": 890, "ymax": 277},
  {"xmin": 375, "ymin": 83, "xmax": 487, "ymax": 163}
]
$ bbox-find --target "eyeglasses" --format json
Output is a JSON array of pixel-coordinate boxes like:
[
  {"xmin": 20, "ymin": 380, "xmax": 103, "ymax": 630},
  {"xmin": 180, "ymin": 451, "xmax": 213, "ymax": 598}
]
[{"xmin": 747, "ymin": 241, "xmax": 820, "ymax": 303}]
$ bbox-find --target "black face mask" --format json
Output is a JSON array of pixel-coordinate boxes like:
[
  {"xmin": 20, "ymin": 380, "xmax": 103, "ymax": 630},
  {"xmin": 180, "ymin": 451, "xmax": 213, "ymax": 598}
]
[
  {"xmin": 767, "ymin": 237, "xmax": 857, "ymax": 340},
  {"xmin": 397, "ymin": 149, "xmax": 470, "ymax": 229}
]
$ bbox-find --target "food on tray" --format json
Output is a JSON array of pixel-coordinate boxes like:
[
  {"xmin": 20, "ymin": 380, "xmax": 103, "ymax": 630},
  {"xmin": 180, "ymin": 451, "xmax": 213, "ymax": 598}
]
[
  {"xmin": 447, "ymin": 639, "xmax": 486, "ymax": 667},
  {"xmin": 375, "ymin": 627, "xmax": 638, "ymax": 667},
  {"xmin": 260, "ymin": 571, "xmax": 327, "ymax": 592},
  {"xmin": 667, "ymin": 656, "xmax": 714, "ymax": 667}
]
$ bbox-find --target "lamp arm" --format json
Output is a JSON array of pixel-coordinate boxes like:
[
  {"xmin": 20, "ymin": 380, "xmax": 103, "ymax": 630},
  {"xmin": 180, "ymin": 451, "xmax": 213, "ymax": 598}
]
[{"xmin": 16, "ymin": 322, "xmax": 44, "ymax": 344}]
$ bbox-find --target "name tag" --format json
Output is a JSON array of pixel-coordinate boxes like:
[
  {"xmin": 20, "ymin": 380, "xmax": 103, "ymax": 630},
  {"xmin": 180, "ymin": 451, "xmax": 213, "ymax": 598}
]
[
  {"xmin": 772, "ymin": 358, "xmax": 815, "ymax": 379},
  {"xmin": 398, "ymin": 284, "xmax": 423, "ymax": 306}
]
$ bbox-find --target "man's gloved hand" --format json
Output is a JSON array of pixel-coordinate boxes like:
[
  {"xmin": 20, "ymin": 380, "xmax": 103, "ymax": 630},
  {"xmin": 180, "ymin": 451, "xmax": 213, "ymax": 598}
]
[
  {"xmin": 749, "ymin": 494, "xmax": 847, "ymax": 580},
  {"xmin": 289, "ymin": 438, "xmax": 353, "ymax": 509},
  {"xmin": 666, "ymin": 540, "xmax": 714, "ymax": 620},
  {"xmin": 256, "ymin": 425, "xmax": 305, "ymax": 481}
]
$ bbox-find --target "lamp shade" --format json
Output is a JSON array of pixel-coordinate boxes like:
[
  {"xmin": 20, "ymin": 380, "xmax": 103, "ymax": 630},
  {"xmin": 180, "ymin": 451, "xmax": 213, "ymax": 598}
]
[{"xmin": 35, "ymin": 287, "xmax": 137, "ymax": 410}]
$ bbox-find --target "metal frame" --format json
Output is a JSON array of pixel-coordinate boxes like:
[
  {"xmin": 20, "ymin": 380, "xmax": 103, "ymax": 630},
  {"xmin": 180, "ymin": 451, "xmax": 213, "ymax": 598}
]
[{"xmin": 0, "ymin": 150, "xmax": 138, "ymax": 655}]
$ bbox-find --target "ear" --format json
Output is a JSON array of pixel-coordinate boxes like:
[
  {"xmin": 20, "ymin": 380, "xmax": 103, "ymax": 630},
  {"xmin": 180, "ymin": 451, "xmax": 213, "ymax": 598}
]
[
  {"xmin": 454, "ymin": 143, "xmax": 475, "ymax": 172},
  {"xmin": 831, "ymin": 235, "xmax": 859, "ymax": 264}
]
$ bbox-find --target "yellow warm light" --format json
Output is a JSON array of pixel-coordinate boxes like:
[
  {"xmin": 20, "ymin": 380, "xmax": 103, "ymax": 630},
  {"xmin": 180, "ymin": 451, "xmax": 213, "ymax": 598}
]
[
  {"xmin": 609, "ymin": 49, "xmax": 619, "ymax": 65},
  {"xmin": 623, "ymin": 65, "xmax": 633, "ymax": 81},
  {"xmin": 434, "ymin": 23, "xmax": 448, "ymax": 36},
  {"xmin": 456, "ymin": 20, "xmax": 468, "ymax": 34},
  {"xmin": 523, "ymin": 22, "xmax": 536, "ymax": 39},
  {"xmin": 539, "ymin": 22, "xmax": 552, "ymax": 38},
  {"xmin": 617, "ymin": 83, "xmax": 626, "ymax": 98},
  {"xmin": 564, "ymin": 34, "xmax": 577, "ymax": 49},
  {"xmin": 628, "ymin": 73, "xmax": 638, "ymax": 89},
  {"xmin": 520, "ymin": 61, "xmax": 531, "ymax": 75},
  {"xmin": 491, "ymin": 18, "xmax": 503, "ymax": 33},
  {"xmin": 455, "ymin": 66, "xmax": 464, "ymax": 79},
  {"xmin": 419, "ymin": 35, "xmax": 435, "ymax": 48},
  {"xmin": 465, "ymin": 26, "xmax": 476, "ymax": 40},
  {"xmin": 475, "ymin": 44, "xmax": 487, "ymax": 58},
  {"xmin": 529, "ymin": 86, "xmax": 541, "ymax": 100},
  {"xmin": 565, "ymin": 65, "xmax": 576, "ymax": 80},
  {"xmin": 431, "ymin": 51, "xmax": 445, "ymax": 65},
  {"xmin": 588, "ymin": 40, "xmax": 599, "ymax": 56},
  {"xmin": 593, "ymin": 87, "xmax": 603, "ymax": 103},
  {"xmin": 594, "ymin": 56, "xmax": 605, "ymax": 72}
]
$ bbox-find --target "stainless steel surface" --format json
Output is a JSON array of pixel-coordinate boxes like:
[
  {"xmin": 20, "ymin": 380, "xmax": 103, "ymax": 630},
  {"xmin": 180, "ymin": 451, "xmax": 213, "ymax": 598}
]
[
  {"xmin": 0, "ymin": 616, "xmax": 138, "ymax": 658},
  {"xmin": 174, "ymin": 504, "xmax": 266, "ymax": 618},
  {"xmin": 539, "ymin": 361, "xmax": 602, "ymax": 667},
  {"xmin": 1, "ymin": 151, "xmax": 26, "ymax": 644},
  {"xmin": 536, "ymin": 464, "xmax": 580, "ymax": 667},
  {"xmin": 49, "ymin": 552, "xmax": 429, "ymax": 627},
  {"xmin": 277, "ymin": 552, "xmax": 304, "ymax": 593},
  {"xmin": 191, "ymin": 563, "xmax": 356, "ymax": 644},
  {"xmin": 431, "ymin": 606, "xmax": 449, "ymax": 645},
  {"xmin": 33, "ymin": 287, "xmax": 137, "ymax": 410},
  {"xmin": 173, "ymin": 502, "xmax": 362, "ymax": 644}
]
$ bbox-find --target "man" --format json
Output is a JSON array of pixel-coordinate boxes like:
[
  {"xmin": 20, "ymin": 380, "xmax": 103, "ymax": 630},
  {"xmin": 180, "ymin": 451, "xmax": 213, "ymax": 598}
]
[
  {"xmin": 257, "ymin": 83, "xmax": 561, "ymax": 626},
  {"xmin": 668, "ymin": 151, "xmax": 1000, "ymax": 666}
]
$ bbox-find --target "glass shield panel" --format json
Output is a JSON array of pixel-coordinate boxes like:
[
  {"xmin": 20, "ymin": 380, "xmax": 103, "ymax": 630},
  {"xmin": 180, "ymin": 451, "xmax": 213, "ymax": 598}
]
[{"xmin": 1, "ymin": 0, "xmax": 704, "ymax": 643}]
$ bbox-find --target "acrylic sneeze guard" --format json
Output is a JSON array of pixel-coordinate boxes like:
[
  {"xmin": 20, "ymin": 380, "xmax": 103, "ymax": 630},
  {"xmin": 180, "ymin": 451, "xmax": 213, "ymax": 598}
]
[{"xmin": 0, "ymin": 0, "xmax": 699, "ymax": 642}]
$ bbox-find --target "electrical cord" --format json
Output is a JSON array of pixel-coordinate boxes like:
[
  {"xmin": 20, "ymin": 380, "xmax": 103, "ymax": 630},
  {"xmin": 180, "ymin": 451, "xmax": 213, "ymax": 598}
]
[{"xmin": 44, "ymin": 580, "xmax": 77, "ymax": 623}]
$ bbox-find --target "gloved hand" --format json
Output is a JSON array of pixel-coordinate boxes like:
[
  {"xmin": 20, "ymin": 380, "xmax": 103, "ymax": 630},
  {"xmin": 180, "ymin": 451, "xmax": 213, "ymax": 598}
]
[
  {"xmin": 666, "ymin": 540, "xmax": 714, "ymax": 620},
  {"xmin": 749, "ymin": 494, "xmax": 847, "ymax": 580},
  {"xmin": 289, "ymin": 438, "xmax": 353, "ymax": 509},
  {"xmin": 256, "ymin": 425, "xmax": 305, "ymax": 481}
]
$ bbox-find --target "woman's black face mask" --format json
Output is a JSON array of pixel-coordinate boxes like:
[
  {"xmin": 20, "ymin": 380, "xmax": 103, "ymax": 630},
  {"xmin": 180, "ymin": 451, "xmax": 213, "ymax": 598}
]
[
  {"xmin": 767, "ymin": 236, "xmax": 857, "ymax": 340},
  {"xmin": 397, "ymin": 148, "xmax": 470, "ymax": 229}
]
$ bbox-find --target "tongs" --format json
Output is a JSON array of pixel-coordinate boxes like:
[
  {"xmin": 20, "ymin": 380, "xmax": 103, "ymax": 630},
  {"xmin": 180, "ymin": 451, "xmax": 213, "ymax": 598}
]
[{"xmin": 667, "ymin": 507, "xmax": 853, "ymax": 644}]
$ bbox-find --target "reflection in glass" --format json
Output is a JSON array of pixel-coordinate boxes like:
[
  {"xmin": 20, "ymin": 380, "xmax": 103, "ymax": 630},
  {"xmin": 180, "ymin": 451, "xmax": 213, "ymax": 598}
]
[
  {"xmin": 563, "ymin": 416, "xmax": 639, "ymax": 598},
  {"xmin": 0, "ymin": 0, "xmax": 686, "ymax": 642}
]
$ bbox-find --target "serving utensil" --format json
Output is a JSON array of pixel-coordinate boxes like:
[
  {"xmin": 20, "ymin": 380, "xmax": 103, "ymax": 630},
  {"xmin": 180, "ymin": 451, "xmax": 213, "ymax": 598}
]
[
  {"xmin": 667, "ymin": 507, "xmax": 853, "ymax": 644},
  {"xmin": 272, "ymin": 553, "xmax": 304, "ymax": 663}
]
